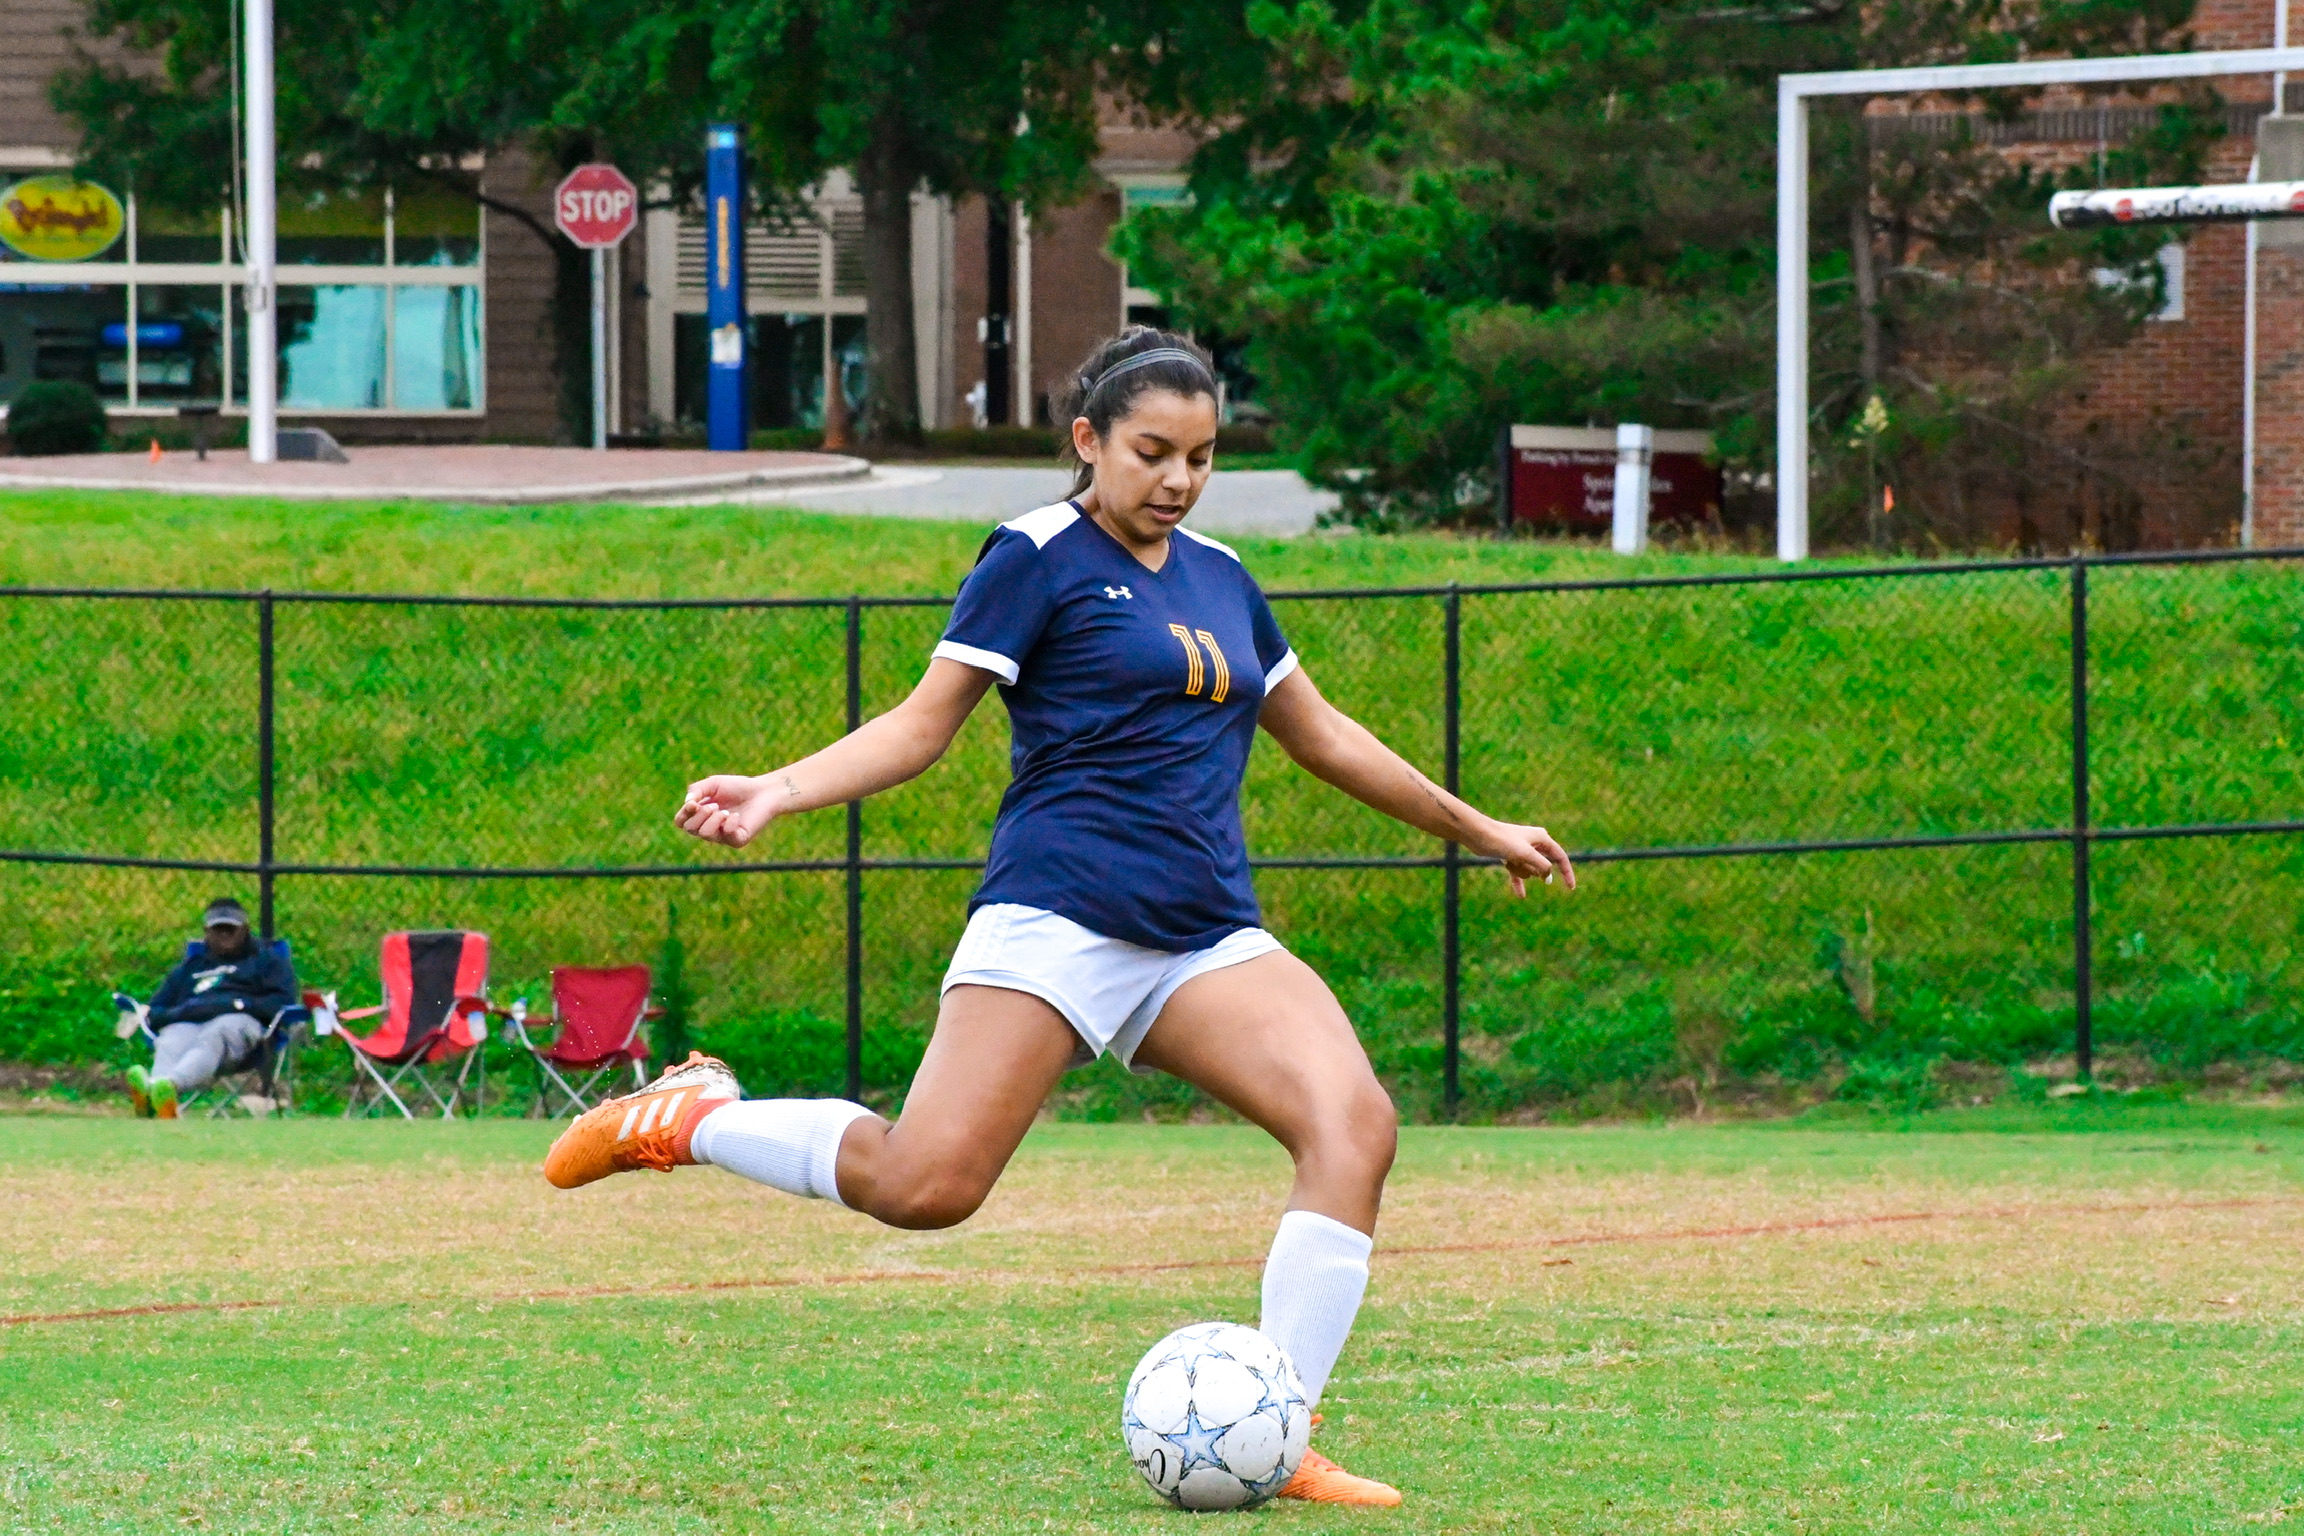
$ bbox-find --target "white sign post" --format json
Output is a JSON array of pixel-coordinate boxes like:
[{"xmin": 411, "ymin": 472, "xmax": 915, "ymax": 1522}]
[
  {"xmin": 554, "ymin": 164, "xmax": 641, "ymax": 451},
  {"xmin": 1612, "ymin": 423, "xmax": 1653, "ymax": 555},
  {"xmin": 243, "ymin": 0, "xmax": 277, "ymax": 464}
]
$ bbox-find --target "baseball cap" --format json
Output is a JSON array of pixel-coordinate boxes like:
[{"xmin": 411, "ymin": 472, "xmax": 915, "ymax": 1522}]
[{"xmin": 201, "ymin": 898, "xmax": 250, "ymax": 931}]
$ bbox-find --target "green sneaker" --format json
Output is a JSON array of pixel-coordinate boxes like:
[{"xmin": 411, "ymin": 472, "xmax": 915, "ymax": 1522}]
[
  {"xmin": 124, "ymin": 1064, "xmax": 154, "ymax": 1118},
  {"xmin": 149, "ymin": 1077, "xmax": 179, "ymax": 1120}
]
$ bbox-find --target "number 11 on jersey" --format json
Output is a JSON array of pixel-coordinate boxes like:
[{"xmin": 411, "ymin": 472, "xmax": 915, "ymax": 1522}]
[{"xmin": 1167, "ymin": 623, "xmax": 1231, "ymax": 703}]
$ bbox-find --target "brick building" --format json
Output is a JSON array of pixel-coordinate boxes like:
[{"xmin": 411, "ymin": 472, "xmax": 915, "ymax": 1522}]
[
  {"xmin": 0, "ymin": 2, "xmax": 1194, "ymax": 445},
  {"xmin": 1860, "ymin": 0, "xmax": 2303, "ymax": 545}
]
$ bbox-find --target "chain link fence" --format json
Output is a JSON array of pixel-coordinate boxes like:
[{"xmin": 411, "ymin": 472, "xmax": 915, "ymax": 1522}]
[{"xmin": 4, "ymin": 549, "xmax": 2300, "ymax": 1117}]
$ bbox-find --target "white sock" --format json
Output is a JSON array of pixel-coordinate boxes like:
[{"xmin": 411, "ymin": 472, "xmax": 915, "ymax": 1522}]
[
  {"xmin": 688, "ymin": 1098, "xmax": 874, "ymax": 1208},
  {"xmin": 1259, "ymin": 1209, "xmax": 1373, "ymax": 1409}
]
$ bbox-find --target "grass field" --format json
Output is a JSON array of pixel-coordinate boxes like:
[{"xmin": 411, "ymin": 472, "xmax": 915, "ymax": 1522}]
[
  {"xmin": 3, "ymin": 487, "xmax": 2303, "ymax": 1118},
  {"xmin": 4, "ymin": 1105, "xmax": 2301, "ymax": 1532}
]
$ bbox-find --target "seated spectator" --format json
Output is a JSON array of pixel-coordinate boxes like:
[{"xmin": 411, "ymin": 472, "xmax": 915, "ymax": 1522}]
[{"xmin": 124, "ymin": 898, "xmax": 298, "ymax": 1119}]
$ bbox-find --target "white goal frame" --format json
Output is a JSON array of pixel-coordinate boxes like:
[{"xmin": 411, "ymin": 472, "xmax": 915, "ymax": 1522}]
[{"xmin": 1775, "ymin": 46, "xmax": 2304, "ymax": 560}]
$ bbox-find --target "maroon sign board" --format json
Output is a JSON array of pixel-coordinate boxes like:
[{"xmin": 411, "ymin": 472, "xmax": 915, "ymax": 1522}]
[{"xmin": 1500, "ymin": 425, "xmax": 1720, "ymax": 530}]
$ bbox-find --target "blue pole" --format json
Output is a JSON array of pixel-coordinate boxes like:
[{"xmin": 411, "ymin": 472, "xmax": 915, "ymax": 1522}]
[{"xmin": 705, "ymin": 123, "xmax": 748, "ymax": 451}]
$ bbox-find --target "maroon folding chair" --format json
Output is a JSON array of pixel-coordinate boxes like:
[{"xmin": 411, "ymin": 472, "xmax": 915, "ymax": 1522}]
[
  {"xmin": 497, "ymin": 965, "xmax": 658, "ymax": 1118},
  {"xmin": 310, "ymin": 931, "xmax": 492, "ymax": 1119}
]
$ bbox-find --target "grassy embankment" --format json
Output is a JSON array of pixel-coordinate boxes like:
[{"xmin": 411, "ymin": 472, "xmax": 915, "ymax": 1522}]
[
  {"xmin": 2, "ymin": 488, "xmax": 2300, "ymax": 1117},
  {"xmin": 4, "ymin": 1108, "xmax": 2301, "ymax": 1532}
]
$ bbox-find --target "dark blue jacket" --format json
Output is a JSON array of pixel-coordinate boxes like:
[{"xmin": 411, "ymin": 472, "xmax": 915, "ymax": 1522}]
[{"xmin": 149, "ymin": 943, "xmax": 298, "ymax": 1027}]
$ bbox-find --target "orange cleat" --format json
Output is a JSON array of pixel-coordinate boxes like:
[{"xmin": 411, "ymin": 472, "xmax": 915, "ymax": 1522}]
[
  {"xmin": 1278, "ymin": 1419, "xmax": 1403, "ymax": 1507},
  {"xmin": 542, "ymin": 1052, "xmax": 740, "ymax": 1190}
]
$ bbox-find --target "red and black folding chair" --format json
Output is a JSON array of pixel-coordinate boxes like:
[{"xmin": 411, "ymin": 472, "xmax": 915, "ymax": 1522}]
[
  {"xmin": 496, "ymin": 964, "xmax": 659, "ymax": 1118},
  {"xmin": 309, "ymin": 931, "xmax": 492, "ymax": 1119}
]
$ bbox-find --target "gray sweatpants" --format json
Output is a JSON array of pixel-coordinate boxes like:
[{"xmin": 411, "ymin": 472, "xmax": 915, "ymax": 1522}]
[{"xmin": 152, "ymin": 1013, "xmax": 266, "ymax": 1092}]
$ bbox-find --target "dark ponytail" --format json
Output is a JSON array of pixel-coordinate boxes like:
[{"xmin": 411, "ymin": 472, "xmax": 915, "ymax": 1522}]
[{"xmin": 1058, "ymin": 327, "xmax": 1219, "ymax": 498}]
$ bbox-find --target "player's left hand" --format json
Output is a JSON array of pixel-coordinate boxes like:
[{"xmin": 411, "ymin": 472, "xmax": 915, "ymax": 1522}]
[{"xmin": 1482, "ymin": 822, "xmax": 1575, "ymax": 895}]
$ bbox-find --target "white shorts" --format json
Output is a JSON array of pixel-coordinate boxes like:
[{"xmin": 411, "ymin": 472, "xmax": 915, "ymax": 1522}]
[{"xmin": 941, "ymin": 903, "xmax": 1285, "ymax": 1071}]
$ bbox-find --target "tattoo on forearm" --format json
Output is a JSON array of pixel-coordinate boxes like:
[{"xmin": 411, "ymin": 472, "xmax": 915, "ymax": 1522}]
[
  {"xmin": 783, "ymin": 774, "xmax": 801, "ymax": 802},
  {"xmin": 1411, "ymin": 769, "xmax": 1471, "ymax": 835}
]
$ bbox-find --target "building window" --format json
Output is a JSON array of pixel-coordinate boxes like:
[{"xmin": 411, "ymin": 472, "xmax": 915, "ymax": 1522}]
[
  {"xmin": 663, "ymin": 196, "xmax": 868, "ymax": 431},
  {"xmin": 1113, "ymin": 176, "xmax": 1191, "ymax": 317},
  {"xmin": 279, "ymin": 188, "xmax": 387, "ymax": 266},
  {"xmin": 278, "ymin": 285, "xmax": 388, "ymax": 408},
  {"xmin": 0, "ymin": 286, "xmax": 129, "ymax": 403},
  {"xmin": 137, "ymin": 205, "xmax": 225, "ymax": 264},
  {"xmin": 672, "ymin": 311, "xmax": 866, "ymax": 431},
  {"xmin": 131, "ymin": 286, "xmax": 226, "ymax": 404},
  {"xmin": 392, "ymin": 285, "xmax": 480, "ymax": 409},
  {"xmin": 0, "ymin": 171, "xmax": 486, "ymax": 416},
  {"xmin": 391, "ymin": 187, "xmax": 481, "ymax": 268}
]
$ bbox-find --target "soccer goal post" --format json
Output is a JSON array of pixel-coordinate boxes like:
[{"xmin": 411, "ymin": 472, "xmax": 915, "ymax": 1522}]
[{"xmin": 1775, "ymin": 46, "xmax": 2304, "ymax": 561}]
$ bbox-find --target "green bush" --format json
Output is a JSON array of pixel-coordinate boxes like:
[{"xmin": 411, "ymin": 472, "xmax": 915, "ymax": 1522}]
[
  {"xmin": 0, "ymin": 953, "xmax": 127, "ymax": 1067},
  {"xmin": 1835, "ymin": 1054, "xmax": 1945, "ymax": 1114},
  {"xmin": 6, "ymin": 381, "xmax": 109, "ymax": 456}
]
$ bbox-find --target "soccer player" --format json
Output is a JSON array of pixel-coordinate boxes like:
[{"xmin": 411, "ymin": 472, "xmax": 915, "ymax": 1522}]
[{"xmin": 544, "ymin": 328, "xmax": 1573, "ymax": 1506}]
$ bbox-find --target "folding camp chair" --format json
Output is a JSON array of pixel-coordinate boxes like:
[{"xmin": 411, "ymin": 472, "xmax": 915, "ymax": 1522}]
[
  {"xmin": 112, "ymin": 937, "xmax": 310, "ymax": 1117},
  {"xmin": 496, "ymin": 965, "xmax": 660, "ymax": 1118},
  {"xmin": 309, "ymin": 930, "xmax": 492, "ymax": 1119}
]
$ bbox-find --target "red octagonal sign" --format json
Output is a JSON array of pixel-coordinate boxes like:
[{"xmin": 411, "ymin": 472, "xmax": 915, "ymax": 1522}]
[{"xmin": 555, "ymin": 163, "xmax": 638, "ymax": 249}]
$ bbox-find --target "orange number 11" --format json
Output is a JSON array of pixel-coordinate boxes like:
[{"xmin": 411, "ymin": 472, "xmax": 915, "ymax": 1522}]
[{"xmin": 1167, "ymin": 623, "xmax": 1231, "ymax": 703}]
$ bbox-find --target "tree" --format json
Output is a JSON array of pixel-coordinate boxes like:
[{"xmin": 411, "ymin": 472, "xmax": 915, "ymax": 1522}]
[
  {"xmin": 1118, "ymin": 0, "xmax": 2220, "ymax": 547},
  {"xmin": 554, "ymin": 0, "xmax": 1279, "ymax": 439},
  {"xmin": 55, "ymin": 0, "xmax": 700, "ymax": 443},
  {"xmin": 56, "ymin": 0, "xmax": 1241, "ymax": 445}
]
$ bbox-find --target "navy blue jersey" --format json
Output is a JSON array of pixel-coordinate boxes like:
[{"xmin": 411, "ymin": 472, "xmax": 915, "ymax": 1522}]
[{"xmin": 934, "ymin": 502, "xmax": 1298, "ymax": 951}]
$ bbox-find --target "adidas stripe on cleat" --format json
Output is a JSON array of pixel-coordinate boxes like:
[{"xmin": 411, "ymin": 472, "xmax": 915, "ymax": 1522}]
[
  {"xmin": 1277, "ymin": 1418, "xmax": 1403, "ymax": 1507},
  {"xmin": 542, "ymin": 1051, "xmax": 741, "ymax": 1190}
]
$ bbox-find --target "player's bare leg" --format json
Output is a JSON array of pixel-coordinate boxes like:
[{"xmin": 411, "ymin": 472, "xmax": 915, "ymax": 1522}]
[
  {"xmin": 1132, "ymin": 950, "xmax": 1404, "ymax": 1507},
  {"xmin": 830, "ymin": 985, "xmax": 1078, "ymax": 1227},
  {"xmin": 546, "ymin": 980, "xmax": 1077, "ymax": 1228}
]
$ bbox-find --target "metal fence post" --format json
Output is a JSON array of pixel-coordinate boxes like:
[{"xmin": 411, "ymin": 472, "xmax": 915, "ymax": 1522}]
[
  {"xmin": 845, "ymin": 597, "xmax": 864, "ymax": 1102},
  {"xmin": 258, "ymin": 590, "xmax": 277, "ymax": 940},
  {"xmin": 1443, "ymin": 584, "xmax": 1462, "ymax": 1115},
  {"xmin": 2070, "ymin": 556, "xmax": 2093, "ymax": 1082}
]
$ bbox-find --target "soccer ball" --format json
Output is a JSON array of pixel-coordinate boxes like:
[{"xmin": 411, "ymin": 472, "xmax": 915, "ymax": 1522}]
[{"xmin": 1121, "ymin": 1321, "xmax": 1310, "ymax": 1511}]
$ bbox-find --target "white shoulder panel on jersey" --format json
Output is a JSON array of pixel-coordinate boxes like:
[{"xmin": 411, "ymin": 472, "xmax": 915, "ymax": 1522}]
[
  {"xmin": 1176, "ymin": 526, "xmax": 1242, "ymax": 562},
  {"xmin": 932, "ymin": 640, "xmax": 1020, "ymax": 685},
  {"xmin": 1001, "ymin": 502, "xmax": 1083, "ymax": 549}
]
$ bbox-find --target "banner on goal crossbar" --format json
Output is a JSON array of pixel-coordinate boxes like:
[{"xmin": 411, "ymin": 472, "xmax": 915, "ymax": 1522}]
[{"xmin": 2049, "ymin": 181, "xmax": 2304, "ymax": 229}]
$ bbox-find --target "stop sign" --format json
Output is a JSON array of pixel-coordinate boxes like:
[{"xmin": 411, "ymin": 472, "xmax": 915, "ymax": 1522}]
[{"xmin": 554, "ymin": 164, "xmax": 638, "ymax": 248}]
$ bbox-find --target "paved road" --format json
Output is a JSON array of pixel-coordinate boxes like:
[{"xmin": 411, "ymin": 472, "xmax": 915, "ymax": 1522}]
[{"xmin": 690, "ymin": 464, "xmax": 1338, "ymax": 538}]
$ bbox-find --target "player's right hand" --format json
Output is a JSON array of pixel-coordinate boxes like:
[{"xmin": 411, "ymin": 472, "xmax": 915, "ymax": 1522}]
[{"xmin": 675, "ymin": 774, "xmax": 778, "ymax": 849}]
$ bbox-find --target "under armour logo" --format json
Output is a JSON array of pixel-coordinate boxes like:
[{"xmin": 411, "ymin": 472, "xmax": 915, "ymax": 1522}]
[{"xmin": 1104, "ymin": 585, "xmax": 1133, "ymax": 600}]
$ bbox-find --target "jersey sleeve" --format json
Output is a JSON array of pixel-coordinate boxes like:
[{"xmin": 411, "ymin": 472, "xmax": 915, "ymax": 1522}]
[
  {"xmin": 933, "ymin": 528, "xmax": 1057, "ymax": 685},
  {"xmin": 1246, "ymin": 575, "xmax": 1298, "ymax": 694}
]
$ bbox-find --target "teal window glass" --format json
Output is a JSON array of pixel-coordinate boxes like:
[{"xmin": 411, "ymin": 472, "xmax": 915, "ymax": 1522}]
[
  {"xmin": 275, "ymin": 284, "xmax": 386, "ymax": 408},
  {"xmin": 391, "ymin": 285, "xmax": 480, "ymax": 409}
]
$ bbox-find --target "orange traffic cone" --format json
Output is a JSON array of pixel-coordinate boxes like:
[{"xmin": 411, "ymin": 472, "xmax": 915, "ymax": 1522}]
[{"xmin": 148, "ymin": 439, "xmax": 164, "ymax": 463}]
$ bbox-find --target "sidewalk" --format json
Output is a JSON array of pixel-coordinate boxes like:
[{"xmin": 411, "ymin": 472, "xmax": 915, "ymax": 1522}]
[
  {"xmin": 729, "ymin": 464, "xmax": 1338, "ymax": 537},
  {"xmin": 0, "ymin": 446, "xmax": 869, "ymax": 504},
  {"xmin": 0, "ymin": 446, "xmax": 1337, "ymax": 535}
]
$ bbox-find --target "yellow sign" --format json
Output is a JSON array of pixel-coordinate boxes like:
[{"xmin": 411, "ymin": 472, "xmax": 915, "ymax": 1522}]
[{"xmin": 0, "ymin": 176, "xmax": 126, "ymax": 262}]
